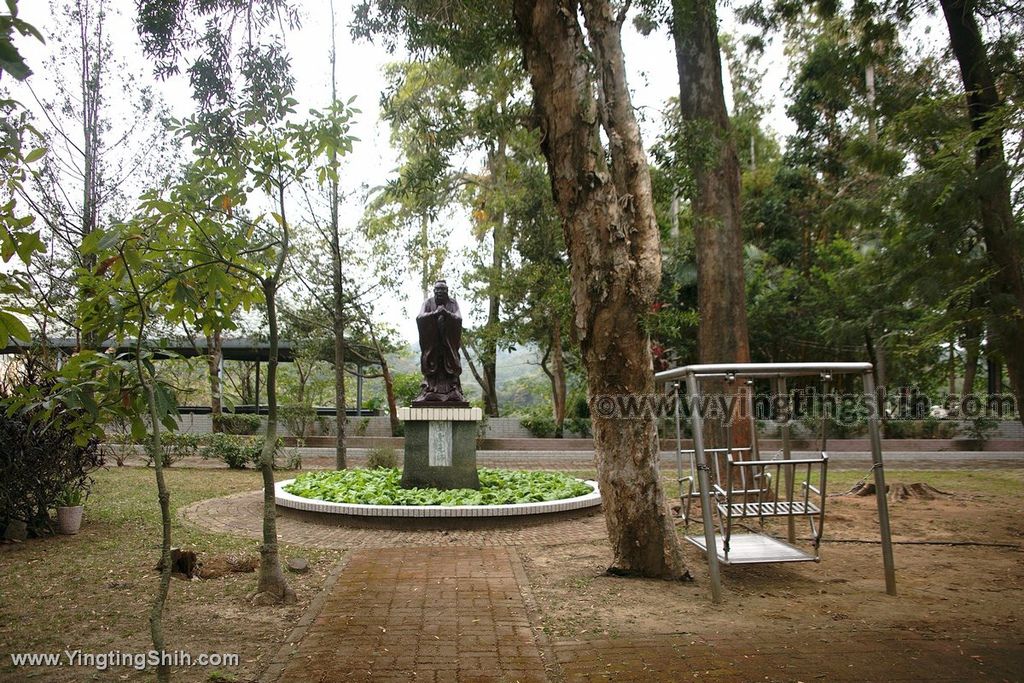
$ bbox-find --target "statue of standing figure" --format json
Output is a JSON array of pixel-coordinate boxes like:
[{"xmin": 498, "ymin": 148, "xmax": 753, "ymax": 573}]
[{"xmin": 413, "ymin": 280, "xmax": 469, "ymax": 406}]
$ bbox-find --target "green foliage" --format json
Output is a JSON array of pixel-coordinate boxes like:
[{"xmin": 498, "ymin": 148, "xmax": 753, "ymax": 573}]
[
  {"xmin": 146, "ymin": 432, "xmax": 202, "ymax": 467},
  {"xmin": 565, "ymin": 417, "xmax": 592, "ymax": 438},
  {"xmin": 279, "ymin": 403, "xmax": 322, "ymax": 439},
  {"xmin": 964, "ymin": 416, "xmax": 999, "ymax": 444},
  {"xmin": 365, "ymin": 446, "xmax": 398, "ymax": 469},
  {"xmin": 200, "ymin": 433, "xmax": 280, "ymax": 469},
  {"xmin": 391, "ymin": 372, "xmax": 423, "ymax": 407},
  {"xmin": 0, "ymin": 360, "xmax": 103, "ymax": 534},
  {"xmin": 284, "ymin": 468, "xmax": 593, "ymax": 506},
  {"xmin": 214, "ymin": 413, "xmax": 262, "ymax": 435},
  {"xmin": 517, "ymin": 404, "xmax": 556, "ymax": 438},
  {"xmin": 0, "ymin": 1, "xmax": 43, "ymax": 81},
  {"xmin": 55, "ymin": 484, "xmax": 85, "ymax": 507}
]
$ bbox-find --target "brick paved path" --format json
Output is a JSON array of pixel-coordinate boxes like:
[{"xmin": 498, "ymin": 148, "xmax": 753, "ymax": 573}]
[{"xmin": 266, "ymin": 547, "xmax": 551, "ymax": 683}]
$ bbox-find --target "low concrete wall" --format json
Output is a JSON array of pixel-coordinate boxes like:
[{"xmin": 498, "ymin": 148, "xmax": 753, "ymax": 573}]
[
  {"xmin": 171, "ymin": 412, "xmax": 1023, "ymax": 448},
  {"xmin": 280, "ymin": 435, "xmax": 1024, "ymax": 453}
]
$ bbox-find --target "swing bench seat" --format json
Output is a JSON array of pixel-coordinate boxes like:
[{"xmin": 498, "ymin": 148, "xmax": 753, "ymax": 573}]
[
  {"xmin": 686, "ymin": 533, "xmax": 818, "ymax": 565},
  {"xmin": 679, "ymin": 452, "xmax": 829, "ymax": 565}
]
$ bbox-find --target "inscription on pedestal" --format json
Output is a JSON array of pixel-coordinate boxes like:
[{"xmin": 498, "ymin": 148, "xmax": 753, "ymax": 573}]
[
  {"xmin": 400, "ymin": 409, "xmax": 480, "ymax": 490},
  {"xmin": 428, "ymin": 420, "xmax": 453, "ymax": 466}
]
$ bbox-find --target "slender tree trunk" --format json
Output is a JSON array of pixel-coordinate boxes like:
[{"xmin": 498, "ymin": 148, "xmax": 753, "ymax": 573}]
[
  {"xmin": 255, "ymin": 277, "xmax": 294, "ymax": 603},
  {"xmin": 142, "ymin": 372, "xmax": 172, "ymax": 683},
  {"xmin": 78, "ymin": 0, "xmax": 106, "ymax": 348},
  {"xmin": 482, "ymin": 147, "xmax": 506, "ymax": 417},
  {"xmin": 939, "ymin": 0, "xmax": 1024, "ymax": 424},
  {"xmin": 541, "ymin": 322, "xmax": 567, "ymax": 437},
  {"xmin": 329, "ymin": 0, "xmax": 347, "ymax": 468},
  {"xmin": 671, "ymin": 0, "xmax": 752, "ymax": 449},
  {"xmin": 514, "ymin": 0, "xmax": 686, "ymax": 579},
  {"xmin": 382, "ymin": 356, "xmax": 400, "ymax": 436},
  {"xmin": 206, "ymin": 330, "xmax": 223, "ymax": 431},
  {"xmin": 254, "ymin": 180, "xmax": 293, "ymax": 604},
  {"xmin": 127, "ymin": 290, "xmax": 171, "ymax": 683},
  {"xmin": 948, "ymin": 338, "xmax": 957, "ymax": 395}
]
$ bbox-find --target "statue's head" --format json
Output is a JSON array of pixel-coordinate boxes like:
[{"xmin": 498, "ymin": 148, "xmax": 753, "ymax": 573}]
[{"xmin": 433, "ymin": 280, "xmax": 450, "ymax": 305}]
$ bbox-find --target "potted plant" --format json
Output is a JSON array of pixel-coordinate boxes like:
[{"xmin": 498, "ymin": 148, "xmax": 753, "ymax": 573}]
[{"xmin": 55, "ymin": 484, "xmax": 87, "ymax": 535}]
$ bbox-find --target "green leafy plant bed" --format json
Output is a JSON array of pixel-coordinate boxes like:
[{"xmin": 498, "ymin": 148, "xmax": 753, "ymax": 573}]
[{"xmin": 283, "ymin": 468, "xmax": 593, "ymax": 506}]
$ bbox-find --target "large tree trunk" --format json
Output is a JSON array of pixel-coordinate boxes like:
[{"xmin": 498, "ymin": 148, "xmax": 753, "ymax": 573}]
[
  {"xmin": 671, "ymin": 0, "xmax": 753, "ymax": 448},
  {"xmin": 513, "ymin": 0, "xmax": 687, "ymax": 579},
  {"xmin": 206, "ymin": 330, "xmax": 223, "ymax": 431},
  {"xmin": 939, "ymin": 0, "xmax": 1024, "ymax": 425}
]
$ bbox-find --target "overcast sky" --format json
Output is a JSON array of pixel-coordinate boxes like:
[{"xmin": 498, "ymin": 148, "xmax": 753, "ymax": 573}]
[{"xmin": 14, "ymin": 1, "xmax": 817, "ymax": 344}]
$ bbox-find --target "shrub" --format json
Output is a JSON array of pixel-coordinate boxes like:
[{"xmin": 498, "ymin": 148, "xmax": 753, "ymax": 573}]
[
  {"xmin": 354, "ymin": 417, "xmax": 370, "ymax": 436},
  {"xmin": 964, "ymin": 415, "xmax": 999, "ymax": 444},
  {"xmin": 0, "ymin": 388, "xmax": 103, "ymax": 535},
  {"xmin": 519, "ymin": 405, "xmax": 556, "ymax": 438},
  {"xmin": 366, "ymin": 446, "xmax": 398, "ymax": 469},
  {"xmin": 565, "ymin": 416, "xmax": 591, "ymax": 437},
  {"xmin": 200, "ymin": 433, "xmax": 280, "ymax": 469},
  {"xmin": 213, "ymin": 413, "xmax": 262, "ymax": 435},
  {"xmin": 392, "ymin": 373, "xmax": 423, "ymax": 406},
  {"xmin": 146, "ymin": 432, "xmax": 201, "ymax": 467},
  {"xmin": 280, "ymin": 403, "xmax": 322, "ymax": 439}
]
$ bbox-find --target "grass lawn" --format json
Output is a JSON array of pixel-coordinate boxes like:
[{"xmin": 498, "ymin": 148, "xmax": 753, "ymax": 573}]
[{"xmin": 0, "ymin": 466, "xmax": 344, "ymax": 682}]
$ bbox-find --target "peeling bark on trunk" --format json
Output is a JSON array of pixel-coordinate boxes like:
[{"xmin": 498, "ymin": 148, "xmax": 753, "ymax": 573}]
[
  {"xmin": 671, "ymin": 0, "xmax": 753, "ymax": 450},
  {"xmin": 513, "ymin": 0, "xmax": 687, "ymax": 579},
  {"xmin": 939, "ymin": 0, "xmax": 1024, "ymax": 425}
]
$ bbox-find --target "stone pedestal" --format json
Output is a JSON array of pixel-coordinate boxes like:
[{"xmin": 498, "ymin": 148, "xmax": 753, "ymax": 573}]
[{"xmin": 399, "ymin": 406, "xmax": 482, "ymax": 490}]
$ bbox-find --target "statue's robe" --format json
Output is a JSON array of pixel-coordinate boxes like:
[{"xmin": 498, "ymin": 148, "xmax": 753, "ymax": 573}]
[{"xmin": 414, "ymin": 296, "xmax": 466, "ymax": 403}]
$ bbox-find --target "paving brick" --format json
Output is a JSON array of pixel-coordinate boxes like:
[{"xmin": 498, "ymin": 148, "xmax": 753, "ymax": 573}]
[{"xmin": 271, "ymin": 547, "xmax": 550, "ymax": 682}]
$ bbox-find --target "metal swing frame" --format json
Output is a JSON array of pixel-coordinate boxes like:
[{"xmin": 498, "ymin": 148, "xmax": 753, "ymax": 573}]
[{"xmin": 654, "ymin": 362, "xmax": 897, "ymax": 603}]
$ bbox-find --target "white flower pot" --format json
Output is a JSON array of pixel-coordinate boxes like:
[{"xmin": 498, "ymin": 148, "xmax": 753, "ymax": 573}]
[{"xmin": 56, "ymin": 505, "xmax": 84, "ymax": 535}]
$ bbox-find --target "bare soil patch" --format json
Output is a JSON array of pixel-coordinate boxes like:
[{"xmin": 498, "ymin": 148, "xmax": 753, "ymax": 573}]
[{"xmin": 523, "ymin": 470, "xmax": 1024, "ymax": 681}]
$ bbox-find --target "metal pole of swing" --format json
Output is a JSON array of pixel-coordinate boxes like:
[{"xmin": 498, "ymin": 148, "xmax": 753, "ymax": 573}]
[
  {"xmin": 686, "ymin": 371, "xmax": 722, "ymax": 604},
  {"xmin": 863, "ymin": 370, "xmax": 897, "ymax": 595},
  {"xmin": 777, "ymin": 376, "xmax": 797, "ymax": 544},
  {"xmin": 673, "ymin": 382, "xmax": 684, "ymax": 506}
]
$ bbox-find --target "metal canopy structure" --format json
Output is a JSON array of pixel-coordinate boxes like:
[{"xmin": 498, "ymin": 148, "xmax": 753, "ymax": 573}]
[
  {"xmin": 654, "ymin": 361, "xmax": 897, "ymax": 604},
  {"xmin": 1, "ymin": 337, "xmax": 296, "ymax": 362},
  {"xmin": 1, "ymin": 338, "xmax": 374, "ymax": 415}
]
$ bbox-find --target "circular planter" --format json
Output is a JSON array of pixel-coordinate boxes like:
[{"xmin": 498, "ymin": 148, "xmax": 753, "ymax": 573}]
[
  {"xmin": 274, "ymin": 478, "xmax": 602, "ymax": 530},
  {"xmin": 56, "ymin": 505, "xmax": 84, "ymax": 535}
]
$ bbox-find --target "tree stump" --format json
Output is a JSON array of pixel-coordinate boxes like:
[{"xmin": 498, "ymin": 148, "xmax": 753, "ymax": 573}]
[{"xmin": 847, "ymin": 481, "xmax": 952, "ymax": 502}]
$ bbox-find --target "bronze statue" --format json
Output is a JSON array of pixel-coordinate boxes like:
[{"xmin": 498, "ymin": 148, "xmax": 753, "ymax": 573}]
[{"xmin": 412, "ymin": 280, "xmax": 468, "ymax": 406}]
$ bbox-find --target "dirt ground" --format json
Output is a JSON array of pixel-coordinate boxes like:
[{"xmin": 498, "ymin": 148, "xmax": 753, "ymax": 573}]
[
  {"xmin": 523, "ymin": 479, "xmax": 1024, "ymax": 682},
  {"xmin": 3, "ymin": 468, "xmax": 1022, "ymax": 682}
]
